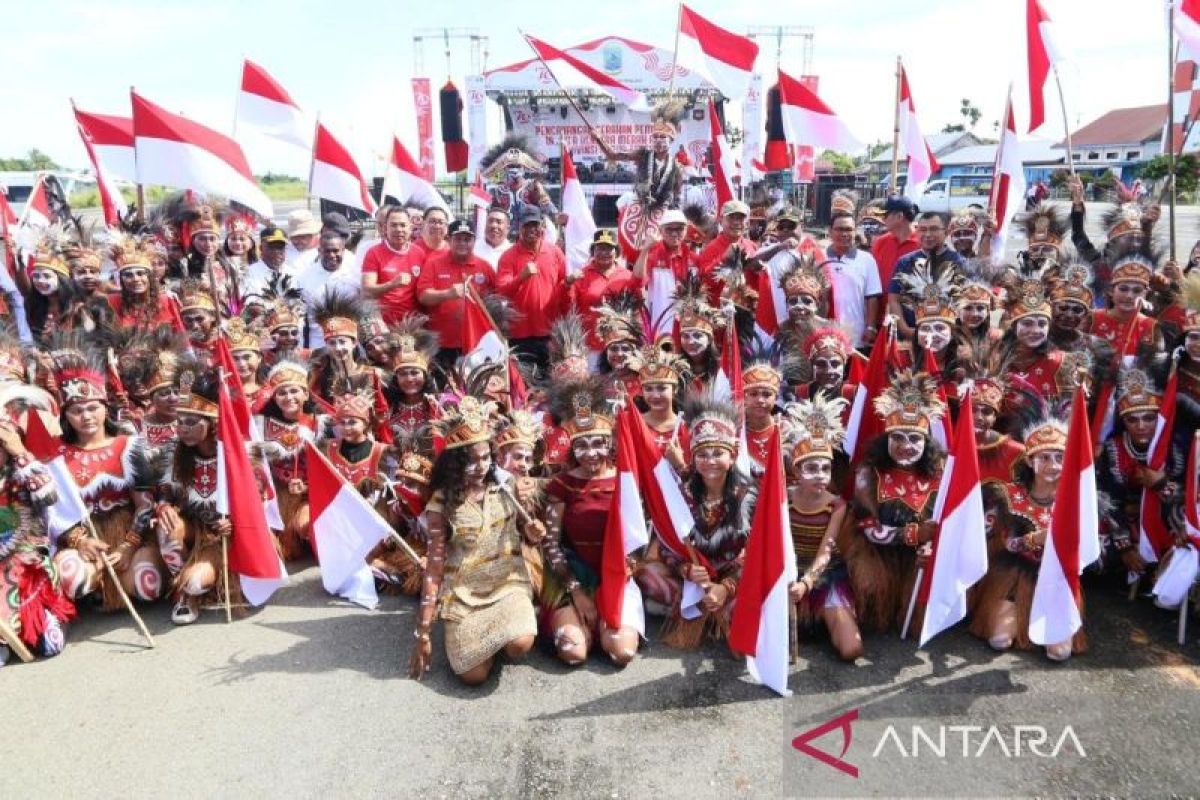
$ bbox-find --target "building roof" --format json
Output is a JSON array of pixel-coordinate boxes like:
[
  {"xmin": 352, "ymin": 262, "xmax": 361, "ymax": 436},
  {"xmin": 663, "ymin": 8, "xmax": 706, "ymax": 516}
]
[
  {"xmin": 1063, "ymin": 104, "xmax": 1166, "ymax": 147},
  {"xmin": 935, "ymin": 139, "xmax": 1065, "ymax": 166},
  {"xmin": 870, "ymin": 131, "xmax": 985, "ymax": 163}
]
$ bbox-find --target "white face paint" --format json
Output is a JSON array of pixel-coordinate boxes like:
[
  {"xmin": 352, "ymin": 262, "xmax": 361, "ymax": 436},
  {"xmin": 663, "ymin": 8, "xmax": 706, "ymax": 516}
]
[
  {"xmin": 795, "ymin": 457, "xmax": 832, "ymax": 490},
  {"xmin": 917, "ymin": 321, "xmax": 953, "ymax": 353},
  {"xmin": 1030, "ymin": 449, "xmax": 1064, "ymax": 485},
  {"xmin": 786, "ymin": 293, "xmax": 818, "ymax": 321},
  {"xmin": 1015, "ymin": 315, "xmax": 1050, "ymax": 349},
  {"xmin": 31, "ymin": 268, "xmax": 60, "ymax": 295},
  {"xmin": 463, "ymin": 442, "xmax": 492, "ymax": 486},
  {"xmin": 680, "ymin": 329, "xmax": 710, "ymax": 357},
  {"xmin": 572, "ymin": 434, "xmax": 611, "ymax": 470},
  {"xmin": 888, "ymin": 430, "xmax": 926, "ymax": 466}
]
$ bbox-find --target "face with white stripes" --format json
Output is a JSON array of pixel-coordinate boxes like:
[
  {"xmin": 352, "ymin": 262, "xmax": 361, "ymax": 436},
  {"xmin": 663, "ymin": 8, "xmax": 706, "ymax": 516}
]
[
  {"xmin": 794, "ymin": 456, "xmax": 832, "ymax": 491},
  {"xmin": 1186, "ymin": 330, "xmax": 1200, "ymax": 361},
  {"xmin": 888, "ymin": 431, "xmax": 926, "ymax": 466}
]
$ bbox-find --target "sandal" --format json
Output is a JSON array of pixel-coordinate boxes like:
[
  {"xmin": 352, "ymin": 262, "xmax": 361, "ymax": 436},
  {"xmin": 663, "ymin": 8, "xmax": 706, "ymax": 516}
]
[{"xmin": 171, "ymin": 597, "xmax": 199, "ymax": 625}]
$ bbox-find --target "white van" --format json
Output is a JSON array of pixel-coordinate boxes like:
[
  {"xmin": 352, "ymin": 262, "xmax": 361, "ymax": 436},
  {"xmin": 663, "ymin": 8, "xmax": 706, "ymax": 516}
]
[{"xmin": 917, "ymin": 175, "xmax": 993, "ymax": 215}]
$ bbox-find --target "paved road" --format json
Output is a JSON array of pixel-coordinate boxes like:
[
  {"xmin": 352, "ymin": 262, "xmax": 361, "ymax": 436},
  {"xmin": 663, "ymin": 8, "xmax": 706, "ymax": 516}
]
[{"xmin": 4, "ymin": 561, "xmax": 1197, "ymax": 797}]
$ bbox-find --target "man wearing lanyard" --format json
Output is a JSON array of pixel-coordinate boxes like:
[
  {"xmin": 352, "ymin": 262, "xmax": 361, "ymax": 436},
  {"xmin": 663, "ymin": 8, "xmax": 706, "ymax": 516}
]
[{"xmin": 823, "ymin": 210, "xmax": 883, "ymax": 349}]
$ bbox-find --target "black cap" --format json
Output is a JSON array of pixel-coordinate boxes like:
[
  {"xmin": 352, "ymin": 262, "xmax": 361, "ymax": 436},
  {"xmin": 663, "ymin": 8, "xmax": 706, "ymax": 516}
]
[
  {"xmin": 321, "ymin": 212, "xmax": 352, "ymax": 238},
  {"xmin": 517, "ymin": 207, "xmax": 543, "ymax": 226},
  {"xmin": 260, "ymin": 225, "xmax": 288, "ymax": 245},
  {"xmin": 447, "ymin": 219, "xmax": 474, "ymax": 237},
  {"xmin": 883, "ymin": 195, "xmax": 918, "ymax": 220}
]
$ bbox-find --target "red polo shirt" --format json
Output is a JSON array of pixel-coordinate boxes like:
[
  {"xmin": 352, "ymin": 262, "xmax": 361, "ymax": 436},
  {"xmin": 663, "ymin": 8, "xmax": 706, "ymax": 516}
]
[
  {"xmin": 495, "ymin": 241, "xmax": 567, "ymax": 339},
  {"xmin": 640, "ymin": 241, "xmax": 695, "ymax": 286},
  {"xmin": 697, "ymin": 233, "xmax": 757, "ymax": 305},
  {"xmin": 416, "ymin": 250, "xmax": 494, "ymax": 350},
  {"xmin": 569, "ymin": 261, "xmax": 638, "ymax": 350},
  {"xmin": 361, "ymin": 240, "xmax": 420, "ymax": 323},
  {"xmin": 870, "ymin": 231, "xmax": 921, "ymax": 291}
]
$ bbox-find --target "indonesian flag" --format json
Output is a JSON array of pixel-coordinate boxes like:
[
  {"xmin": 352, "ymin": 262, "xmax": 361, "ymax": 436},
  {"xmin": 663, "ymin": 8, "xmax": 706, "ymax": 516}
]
[
  {"xmin": 1026, "ymin": 0, "xmax": 1065, "ymax": 133},
  {"xmin": 676, "ymin": 4, "xmax": 759, "ymax": 100},
  {"xmin": 597, "ymin": 404, "xmax": 651, "ymax": 635},
  {"xmin": 523, "ymin": 34, "xmax": 648, "ymax": 112},
  {"xmin": 923, "ymin": 349, "xmax": 954, "ymax": 452},
  {"xmin": 237, "ymin": 58, "xmax": 312, "ymax": 150},
  {"xmin": 72, "ymin": 103, "xmax": 128, "ymax": 227},
  {"xmin": 1090, "ymin": 320, "xmax": 1140, "ymax": 448},
  {"xmin": 70, "ymin": 106, "xmax": 135, "ymax": 181},
  {"xmin": 17, "ymin": 174, "xmax": 53, "ymax": 230},
  {"xmin": 898, "ymin": 65, "xmax": 938, "ymax": 199},
  {"xmin": 844, "ymin": 319, "xmax": 898, "ymax": 464},
  {"xmin": 1151, "ymin": 431, "xmax": 1200, "ymax": 608},
  {"xmin": 707, "ymin": 98, "xmax": 736, "ymax": 210},
  {"xmin": 988, "ymin": 88, "xmax": 1026, "ymax": 264},
  {"xmin": 23, "ymin": 410, "xmax": 87, "ymax": 549},
  {"xmin": 132, "ymin": 90, "xmax": 272, "ymax": 218},
  {"xmin": 0, "ymin": 189, "xmax": 16, "ymax": 275},
  {"xmin": 712, "ymin": 317, "xmax": 753, "ymax": 476},
  {"xmin": 1029, "ymin": 386, "xmax": 1100, "ymax": 646},
  {"xmin": 918, "ymin": 390, "xmax": 989, "ymax": 646},
  {"xmin": 560, "ymin": 144, "xmax": 596, "ymax": 276},
  {"xmin": 1138, "ymin": 362, "xmax": 1179, "ymax": 563},
  {"xmin": 381, "ymin": 135, "xmax": 450, "ymax": 213},
  {"xmin": 777, "ymin": 68, "xmax": 864, "ymax": 154},
  {"xmin": 462, "ymin": 285, "xmax": 507, "ymax": 369},
  {"xmin": 304, "ymin": 442, "xmax": 395, "ymax": 609},
  {"xmin": 1178, "ymin": 0, "xmax": 1200, "ymax": 62},
  {"xmin": 216, "ymin": 378, "xmax": 287, "ymax": 606},
  {"xmin": 729, "ymin": 427, "xmax": 796, "ymax": 696},
  {"xmin": 309, "ymin": 122, "xmax": 377, "ymax": 214}
]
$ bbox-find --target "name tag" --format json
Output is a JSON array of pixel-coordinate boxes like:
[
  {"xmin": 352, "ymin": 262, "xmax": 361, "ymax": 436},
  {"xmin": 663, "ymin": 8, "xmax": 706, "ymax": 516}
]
[{"xmin": 399, "ymin": 273, "xmax": 411, "ymax": 285}]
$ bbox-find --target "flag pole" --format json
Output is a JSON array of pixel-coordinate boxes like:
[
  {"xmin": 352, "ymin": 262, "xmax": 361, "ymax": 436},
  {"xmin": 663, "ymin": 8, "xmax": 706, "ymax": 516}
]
[
  {"xmin": 1051, "ymin": 65, "xmax": 1076, "ymax": 177},
  {"xmin": 667, "ymin": 2, "xmax": 684, "ymax": 98},
  {"xmin": 890, "ymin": 57, "xmax": 902, "ymax": 193},
  {"xmin": 0, "ymin": 614, "xmax": 34, "ymax": 662},
  {"xmin": 85, "ymin": 516, "xmax": 157, "ymax": 648},
  {"xmin": 519, "ymin": 32, "xmax": 602, "ymax": 139},
  {"xmin": 987, "ymin": 85, "xmax": 1012, "ymax": 220},
  {"xmin": 1168, "ymin": 6, "xmax": 1179, "ymax": 261},
  {"xmin": 221, "ymin": 534, "xmax": 233, "ymax": 623},
  {"xmin": 901, "ymin": 542, "xmax": 931, "ymax": 640}
]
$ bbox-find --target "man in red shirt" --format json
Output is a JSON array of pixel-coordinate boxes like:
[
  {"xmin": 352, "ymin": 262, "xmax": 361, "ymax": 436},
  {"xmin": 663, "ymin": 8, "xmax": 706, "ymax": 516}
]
[
  {"xmin": 495, "ymin": 208, "xmax": 566, "ymax": 373},
  {"xmin": 569, "ymin": 230, "xmax": 637, "ymax": 355},
  {"xmin": 634, "ymin": 208, "xmax": 695, "ymax": 342},
  {"xmin": 361, "ymin": 205, "xmax": 420, "ymax": 323},
  {"xmin": 869, "ymin": 195, "xmax": 920, "ymax": 298},
  {"xmin": 416, "ymin": 219, "xmax": 494, "ymax": 368},
  {"xmin": 697, "ymin": 199, "xmax": 758, "ymax": 306},
  {"xmin": 410, "ymin": 205, "xmax": 450, "ymax": 265}
]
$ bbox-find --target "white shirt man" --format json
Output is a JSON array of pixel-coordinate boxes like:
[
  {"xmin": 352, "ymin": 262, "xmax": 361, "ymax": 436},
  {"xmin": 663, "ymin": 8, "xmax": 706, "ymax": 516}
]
[
  {"xmin": 824, "ymin": 212, "xmax": 882, "ymax": 347},
  {"xmin": 474, "ymin": 208, "xmax": 513, "ymax": 271},
  {"xmin": 242, "ymin": 225, "xmax": 296, "ymax": 300},
  {"xmin": 293, "ymin": 232, "xmax": 362, "ymax": 348}
]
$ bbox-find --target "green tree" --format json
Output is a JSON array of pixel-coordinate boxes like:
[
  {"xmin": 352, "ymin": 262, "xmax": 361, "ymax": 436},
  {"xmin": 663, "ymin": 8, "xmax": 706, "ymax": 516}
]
[
  {"xmin": 941, "ymin": 99, "xmax": 983, "ymax": 134},
  {"xmin": 820, "ymin": 150, "xmax": 857, "ymax": 174},
  {"xmin": 1141, "ymin": 153, "xmax": 1200, "ymax": 195},
  {"xmin": 0, "ymin": 149, "xmax": 61, "ymax": 171}
]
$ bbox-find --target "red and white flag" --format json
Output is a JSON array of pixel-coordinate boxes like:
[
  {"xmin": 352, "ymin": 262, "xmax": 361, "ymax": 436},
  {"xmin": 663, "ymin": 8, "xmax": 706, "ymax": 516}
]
[
  {"xmin": 676, "ymin": 4, "xmax": 759, "ymax": 99},
  {"xmin": 309, "ymin": 122, "xmax": 377, "ymax": 214},
  {"xmin": 304, "ymin": 441, "xmax": 396, "ymax": 609},
  {"xmin": 1177, "ymin": 0, "xmax": 1200, "ymax": 63},
  {"xmin": 729, "ymin": 427, "xmax": 796, "ymax": 696},
  {"xmin": 1026, "ymin": 0, "xmax": 1066, "ymax": 133},
  {"xmin": 560, "ymin": 144, "xmax": 596, "ymax": 275},
  {"xmin": 1138, "ymin": 361, "xmax": 1179, "ymax": 563},
  {"xmin": 16, "ymin": 174, "xmax": 53, "ymax": 230},
  {"xmin": 597, "ymin": 404, "xmax": 652, "ymax": 635},
  {"xmin": 898, "ymin": 64, "xmax": 939, "ymax": 199},
  {"xmin": 919, "ymin": 390, "xmax": 989, "ymax": 646},
  {"xmin": 23, "ymin": 410, "xmax": 87, "ymax": 548},
  {"xmin": 712, "ymin": 317, "xmax": 752, "ymax": 476},
  {"xmin": 132, "ymin": 90, "xmax": 272, "ymax": 218},
  {"xmin": 462, "ymin": 286, "xmax": 507, "ymax": 368},
  {"xmin": 72, "ymin": 103, "xmax": 129, "ymax": 227},
  {"xmin": 844, "ymin": 320, "xmax": 899, "ymax": 464},
  {"xmin": 524, "ymin": 34, "xmax": 648, "ymax": 112},
  {"xmin": 707, "ymin": 98, "xmax": 736, "ymax": 210},
  {"xmin": 777, "ymin": 68, "xmax": 864, "ymax": 154},
  {"xmin": 70, "ymin": 106, "xmax": 135, "ymax": 180},
  {"xmin": 989, "ymin": 88, "xmax": 1027, "ymax": 263},
  {"xmin": 236, "ymin": 58, "xmax": 312, "ymax": 150},
  {"xmin": 1029, "ymin": 386, "xmax": 1100, "ymax": 646},
  {"xmin": 923, "ymin": 349, "xmax": 954, "ymax": 452},
  {"xmin": 216, "ymin": 378, "xmax": 287, "ymax": 605},
  {"xmin": 381, "ymin": 135, "xmax": 449, "ymax": 213}
]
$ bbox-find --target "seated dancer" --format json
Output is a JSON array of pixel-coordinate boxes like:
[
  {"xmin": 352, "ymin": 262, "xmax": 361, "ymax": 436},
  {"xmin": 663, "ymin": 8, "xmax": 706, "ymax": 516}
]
[
  {"xmin": 671, "ymin": 275, "xmax": 722, "ymax": 393},
  {"xmin": 970, "ymin": 410, "xmax": 1087, "ymax": 660},
  {"xmin": 49, "ymin": 342, "xmax": 166, "ymax": 610},
  {"xmin": 840, "ymin": 371, "xmax": 945, "ymax": 633},
  {"xmin": 0, "ymin": 419, "xmax": 73, "ymax": 665},
  {"xmin": 254, "ymin": 360, "xmax": 318, "ymax": 560},
  {"xmin": 369, "ymin": 429, "xmax": 433, "ymax": 595},
  {"xmin": 781, "ymin": 395, "xmax": 862, "ymax": 661},
  {"xmin": 540, "ymin": 383, "xmax": 641, "ymax": 666},
  {"xmin": 655, "ymin": 399, "xmax": 756, "ymax": 649},
  {"xmin": 310, "ymin": 290, "xmax": 387, "ymax": 428},
  {"xmin": 742, "ymin": 357, "xmax": 784, "ymax": 476},
  {"xmin": 637, "ymin": 345, "xmax": 692, "ymax": 473},
  {"xmin": 409, "ymin": 397, "xmax": 545, "ymax": 686},
  {"xmin": 156, "ymin": 367, "xmax": 239, "ymax": 625},
  {"xmin": 594, "ymin": 292, "xmax": 647, "ymax": 402},
  {"xmin": 382, "ymin": 313, "xmax": 440, "ymax": 439}
]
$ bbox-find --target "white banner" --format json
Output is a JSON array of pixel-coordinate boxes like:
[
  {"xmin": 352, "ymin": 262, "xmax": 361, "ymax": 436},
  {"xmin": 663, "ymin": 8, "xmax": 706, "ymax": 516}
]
[
  {"xmin": 741, "ymin": 73, "xmax": 764, "ymax": 185},
  {"xmin": 507, "ymin": 104, "xmax": 710, "ymax": 167},
  {"xmin": 465, "ymin": 75, "xmax": 489, "ymax": 179}
]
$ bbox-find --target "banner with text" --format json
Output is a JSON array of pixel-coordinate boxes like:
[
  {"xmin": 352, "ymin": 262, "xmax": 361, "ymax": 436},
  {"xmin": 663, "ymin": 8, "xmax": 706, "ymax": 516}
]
[
  {"xmin": 411, "ymin": 77, "xmax": 435, "ymax": 181},
  {"xmin": 507, "ymin": 103, "xmax": 710, "ymax": 167}
]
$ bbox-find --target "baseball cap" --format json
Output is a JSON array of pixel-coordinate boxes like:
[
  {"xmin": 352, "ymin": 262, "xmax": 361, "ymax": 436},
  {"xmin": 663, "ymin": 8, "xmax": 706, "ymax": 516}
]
[
  {"xmin": 260, "ymin": 226, "xmax": 288, "ymax": 245},
  {"xmin": 517, "ymin": 207, "xmax": 543, "ymax": 226},
  {"xmin": 321, "ymin": 212, "xmax": 352, "ymax": 238},
  {"xmin": 721, "ymin": 199, "xmax": 750, "ymax": 218},
  {"xmin": 883, "ymin": 195, "xmax": 918, "ymax": 218},
  {"xmin": 447, "ymin": 219, "xmax": 475, "ymax": 237},
  {"xmin": 659, "ymin": 209, "xmax": 687, "ymax": 228}
]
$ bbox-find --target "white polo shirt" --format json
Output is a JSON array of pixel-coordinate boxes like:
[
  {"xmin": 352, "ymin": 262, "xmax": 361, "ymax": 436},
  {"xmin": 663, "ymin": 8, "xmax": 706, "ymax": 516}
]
[{"xmin": 823, "ymin": 246, "xmax": 882, "ymax": 347}]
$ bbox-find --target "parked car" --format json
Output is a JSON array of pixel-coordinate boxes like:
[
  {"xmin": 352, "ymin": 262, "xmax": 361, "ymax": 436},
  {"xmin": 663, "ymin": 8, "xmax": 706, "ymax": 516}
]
[{"xmin": 917, "ymin": 175, "xmax": 993, "ymax": 215}]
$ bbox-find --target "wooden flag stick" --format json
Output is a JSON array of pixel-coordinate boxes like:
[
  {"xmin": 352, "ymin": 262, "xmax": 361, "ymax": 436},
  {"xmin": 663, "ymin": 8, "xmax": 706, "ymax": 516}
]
[
  {"xmin": 890, "ymin": 56, "xmax": 902, "ymax": 193},
  {"xmin": 901, "ymin": 566, "xmax": 923, "ymax": 641},
  {"xmin": 0, "ymin": 614, "xmax": 35, "ymax": 663},
  {"xmin": 221, "ymin": 534, "xmax": 233, "ymax": 623},
  {"xmin": 85, "ymin": 517, "xmax": 156, "ymax": 649}
]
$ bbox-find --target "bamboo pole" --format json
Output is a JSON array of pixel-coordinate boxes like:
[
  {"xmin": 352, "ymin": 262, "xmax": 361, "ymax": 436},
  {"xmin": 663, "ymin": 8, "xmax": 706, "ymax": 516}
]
[
  {"xmin": 1052, "ymin": 66, "xmax": 1076, "ymax": 177},
  {"xmin": 890, "ymin": 57, "xmax": 902, "ymax": 193},
  {"xmin": 667, "ymin": 3, "xmax": 684, "ymax": 98},
  {"xmin": 0, "ymin": 614, "xmax": 34, "ymax": 663},
  {"xmin": 1168, "ymin": 10, "xmax": 1178, "ymax": 261},
  {"xmin": 85, "ymin": 517, "xmax": 157, "ymax": 648}
]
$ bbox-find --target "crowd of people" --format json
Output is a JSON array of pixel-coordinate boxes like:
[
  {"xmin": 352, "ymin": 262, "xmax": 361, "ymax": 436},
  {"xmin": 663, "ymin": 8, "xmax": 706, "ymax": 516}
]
[{"xmin": 0, "ymin": 128, "xmax": 1198, "ymax": 684}]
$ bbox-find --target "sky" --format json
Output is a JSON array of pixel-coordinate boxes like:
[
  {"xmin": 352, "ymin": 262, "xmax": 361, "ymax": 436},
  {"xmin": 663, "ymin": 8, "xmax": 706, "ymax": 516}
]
[{"xmin": 0, "ymin": 0, "xmax": 1173, "ymax": 178}]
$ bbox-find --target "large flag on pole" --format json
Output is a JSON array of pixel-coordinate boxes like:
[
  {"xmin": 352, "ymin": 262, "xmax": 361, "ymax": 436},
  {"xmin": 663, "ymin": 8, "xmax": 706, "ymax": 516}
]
[
  {"xmin": 523, "ymin": 34, "xmax": 649, "ymax": 112},
  {"xmin": 1176, "ymin": 0, "xmax": 1200, "ymax": 63},
  {"xmin": 1137, "ymin": 361, "xmax": 1179, "ymax": 563},
  {"xmin": 304, "ymin": 442, "xmax": 395, "ymax": 609},
  {"xmin": 707, "ymin": 98, "xmax": 736, "ymax": 209},
  {"xmin": 898, "ymin": 64, "xmax": 938, "ymax": 199},
  {"xmin": 1029, "ymin": 386, "xmax": 1100, "ymax": 646},
  {"xmin": 132, "ymin": 90, "xmax": 272, "ymax": 218},
  {"xmin": 777, "ymin": 68, "xmax": 864, "ymax": 153},
  {"xmin": 1026, "ymin": 0, "xmax": 1066, "ymax": 133},
  {"xmin": 72, "ymin": 103, "xmax": 129, "ymax": 227},
  {"xmin": 309, "ymin": 122, "xmax": 377, "ymax": 214},
  {"xmin": 729, "ymin": 427, "xmax": 796, "ymax": 696},
  {"xmin": 381, "ymin": 135, "xmax": 449, "ymax": 213},
  {"xmin": 989, "ymin": 87, "xmax": 1026, "ymax": 263},
  {"xmin": 676, "ymin": 5, "xmax": 759, "ymax": 100},
  {"xmin": 918, "ymin": 390, "xmax": 989, "ymax": 646},
  {"xmin": 560, "ymin": 144, "xmax": 596, "ymax": 275},
  {"xmin": 69, "ymin": 107, "xmax": 135, "ymax": 181},
  {"xmin": 216, "ymin": 379, "xmax": 287, "ymax": 605},
  {"xmin": 236, "ymin": 58, "xmax": 312, "ymax": 150},
  {"xmin": 596, "ymin": 404, "xmax": 651, "ymax": 634}
]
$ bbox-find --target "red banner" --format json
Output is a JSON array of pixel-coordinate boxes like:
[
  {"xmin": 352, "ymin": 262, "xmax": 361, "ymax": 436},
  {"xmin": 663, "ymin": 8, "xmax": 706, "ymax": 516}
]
[{"xmin": 411, "ymin": 78, "xmax": 435, "ymax": 181}]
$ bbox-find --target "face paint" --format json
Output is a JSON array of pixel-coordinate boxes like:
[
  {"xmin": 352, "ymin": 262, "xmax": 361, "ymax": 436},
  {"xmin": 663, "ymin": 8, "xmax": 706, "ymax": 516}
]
[
  {"xmin": 1015, "ymin": 315, "xmax": 1050, "ymax": 349},
  {"xmin": 680, "ymin": 329, "xmax": 710, "ymax": 357},
  {"xmin": 917, "ymin": 321, "xmax": 953, "ymax": 353},
  {"xmin": 887, "ymin": 430, "xmax": 926, "ymax": 466}
]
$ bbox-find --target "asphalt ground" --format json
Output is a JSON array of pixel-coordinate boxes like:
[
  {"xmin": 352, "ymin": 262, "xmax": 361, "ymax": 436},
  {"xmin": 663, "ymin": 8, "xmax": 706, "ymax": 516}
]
[{"xmin": 3, "ymin": 559, "xmax": 1198, "ymax": 798}]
